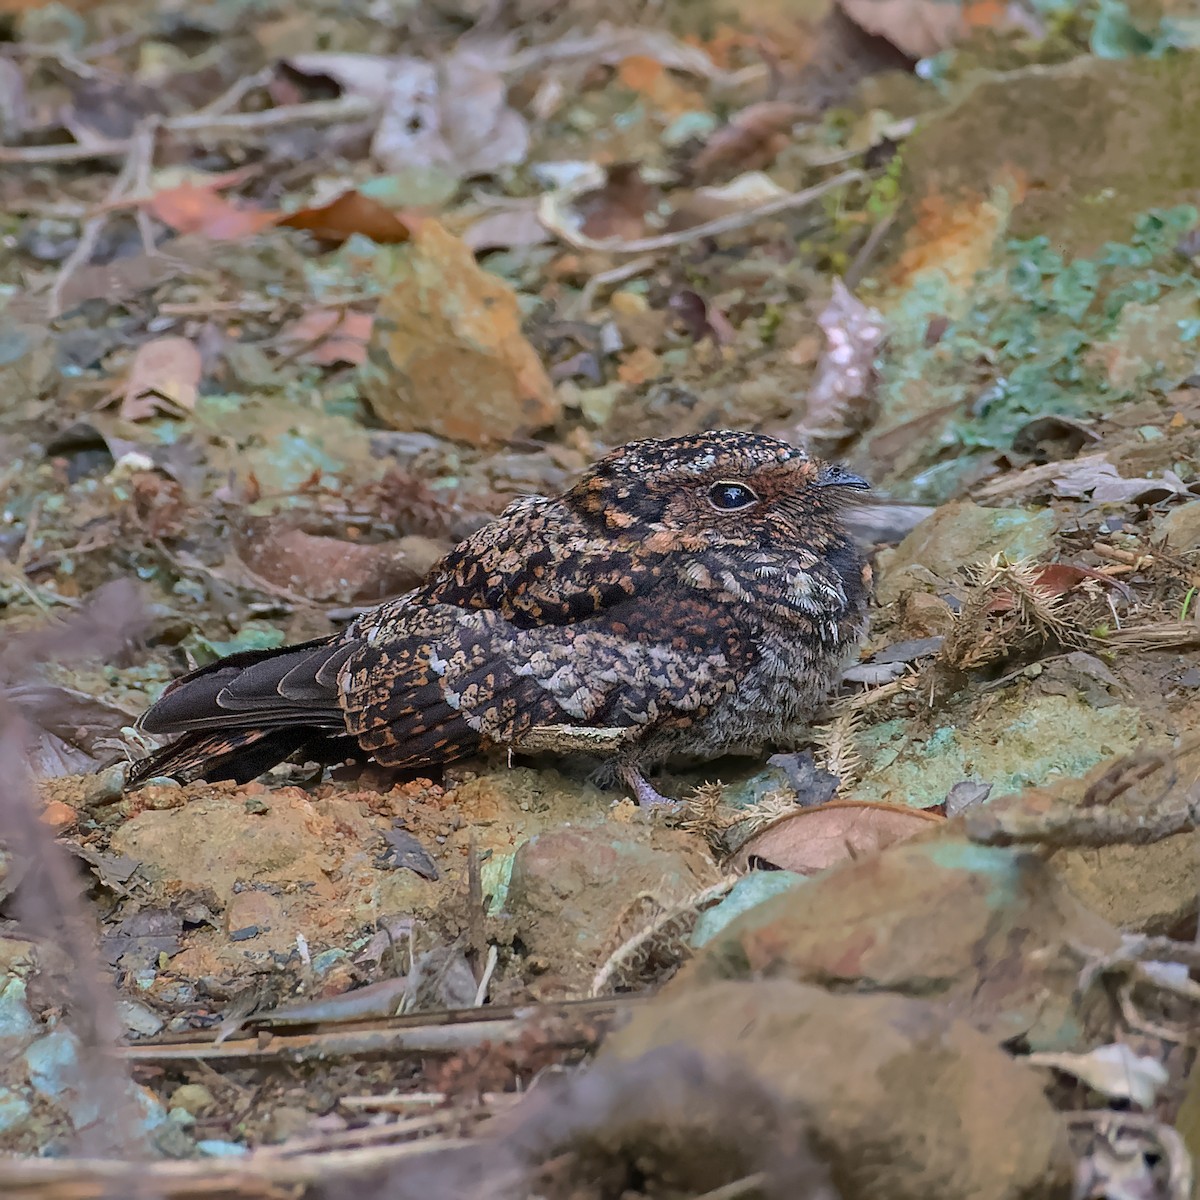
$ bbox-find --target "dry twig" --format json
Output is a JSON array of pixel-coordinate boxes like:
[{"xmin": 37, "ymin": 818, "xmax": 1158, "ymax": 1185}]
[
  {"xmin": 0, "ymin": 95, "xmax": 378, "ymax": 165},
  {"xmin": 539, "ymin": 169, "xmax": 864, "ymax": 254},
  {"xmin": 47, "ymin": 118, "xmax": 158, "ymax": 317}
]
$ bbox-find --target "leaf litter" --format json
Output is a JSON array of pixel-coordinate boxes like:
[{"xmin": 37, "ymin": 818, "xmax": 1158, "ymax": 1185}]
[{"xmin": 3, "ymin": 0, "xmax": 1200, "ymax": 1194}]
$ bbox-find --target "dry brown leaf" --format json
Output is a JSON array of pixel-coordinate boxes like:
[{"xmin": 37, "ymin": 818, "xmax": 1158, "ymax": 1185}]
[
  {"xmin": 614, "ymin": 54, "xmax": 706, "ymax": 117},
  {"xmin": 145, "ymin": 182, "xmax": 279, "ymax": 240},
  {"xmin": 462, "ymin": 204, "xmax": 551, "ymax": 252},
  {"xmin": 839, "ymin": 0, "xmax": 1026, "ymax": 56},
  {"xmin": 689, "ymin": 101, "xmax": 804, "ymax": 182},
  {"xmin": 281, "ymin": 309, "xmax": 374, "ymax": 366},
  {"xmin": 231, "ymin": 516, "xmax": 446, "ymax": 604},
  {"xmin": 278, "ymin": 191, "xmax": 417, "ymax": 245},
  {"xmin": 577, "ymin": 163, "xmax": 654, "ymax": 242},
  {"xmin": 109, "ymin": 337, "xmax": 202, "ymax": 421},
  {"xmin": 369, "ymin": 45, "xmax": 529, "ymax": 179},
  {"xmin": 733, "ymin": 801, "xmax": 943, "ymax": 875}
]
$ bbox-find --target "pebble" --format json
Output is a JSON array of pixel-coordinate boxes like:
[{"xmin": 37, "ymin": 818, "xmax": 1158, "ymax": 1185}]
[{"xmin": 169, "ymin": 1083, "xmax": 215, "ymax": 1117}]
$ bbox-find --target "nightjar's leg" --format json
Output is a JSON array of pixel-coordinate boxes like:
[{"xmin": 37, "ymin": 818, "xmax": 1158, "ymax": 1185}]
[{"xmin": 618, "ymin": 762, "xmax": 679, "ymax": 809}]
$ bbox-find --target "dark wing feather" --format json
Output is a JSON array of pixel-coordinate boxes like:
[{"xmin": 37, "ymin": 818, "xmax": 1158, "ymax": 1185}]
[
  {"xmin": 138, "ymin": 638, "xmax": 349, "ymax": 735},
  {"xmin": 340, "ymin": 594, "xmax": 747, "ymax": 770},
  {"xmin": 129, "ymin": 637, "xmax": 356, "ymax": 786}
]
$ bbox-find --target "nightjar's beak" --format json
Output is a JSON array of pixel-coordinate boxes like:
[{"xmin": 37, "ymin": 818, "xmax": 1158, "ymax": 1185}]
[{"xmin": 816, "ymin": 464, "xmax": 871, "ymax": 490}]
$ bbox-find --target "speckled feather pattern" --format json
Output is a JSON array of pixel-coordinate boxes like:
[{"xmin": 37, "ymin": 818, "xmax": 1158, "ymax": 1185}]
[{"xmin": 129, "ymin": 431, "xmax": 872, "ymax": 796}]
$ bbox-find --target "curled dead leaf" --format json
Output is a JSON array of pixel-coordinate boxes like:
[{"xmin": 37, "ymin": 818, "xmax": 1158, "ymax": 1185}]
[
  {"xmin": 231, "ymin": 516, "xmax": 447, "ymax": 605},
  {"xmin": 576, "ymin": 163, "xmax": 655, "ymax": 242},
  {"xmin": 108, "ymin": 337, "xmax": 202, "ymax": 422},
  {"xmin": 280, "ymin": 309, "xmax": 375, "ymax": 366},
  {"xmin": 672, "ymin": 171, "xmax": 790, "ymax": 227},
  {"xmin": 278, "ymin": 191, "xmax": 417, "ymax": 245},
  {"xmin": 836, "ymin": 0, "xmax": 963, "ymax": 57},
  {"xmin": 689, "ymin": 101, "xmax": 805, "ymax": 182},
  {"xmin": 462, "ymin": 203, "xmax": 551, "ymax": 252},
  {"xmin": 732, "ymin": 801, "xmax": 943, "ymax": 875},
  {"xmin": 370, "ymin": 46, "xmax": 529, "ymax": 180}
]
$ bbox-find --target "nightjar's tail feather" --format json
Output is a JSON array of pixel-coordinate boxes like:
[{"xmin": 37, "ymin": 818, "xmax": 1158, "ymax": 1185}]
[
  {"xmin": 129, "ymin": 637, "xmax": 354, "ymax": 786},
  {"xmin": 127, "ymin": 728, "xmax": 317, "ymax": 787}
]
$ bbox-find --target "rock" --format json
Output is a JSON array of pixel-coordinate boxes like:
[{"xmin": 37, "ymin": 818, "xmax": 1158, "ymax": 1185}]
[
  {"xmin": 24, "ymin": 1030, "xmax": 82, "ymax": 1102},
  {"xmin": 1054, "ymin": 836, "xmax": 1197, "ymax": 935},
  {"xmin": 602, "ymin": 980, "xmax": 1074, "ymax": 1200},
  {"xmin": 1032, "ymin": 742, "xmax": 1200, "ymax": 934},
  {"xmin": 0, "ymin": 936, "xmax": 36, "ymax": 977},
  {"xmin": 691, "ymin": 871, "xmax": 808, "ymax": 947},
  {"xmin": 506, "ymin": 822, "xmax": 722, "ymax": 981},
  {"xmin": 494, "ymin": 1034, "xmax": 834, "ymax": 1199},
  {"xmin": 0, "ymin": 1087, "xmax": 32, "ymax": 1135},
  {"xmin": 40, "ymin": 800, "xmax": 77, "ymax": 831},
  {"xmin": 1157, "ymin": 500, "xmax": 1200, "ymax": 551},
  {"xmin": 115, "ymin": 1000, "xmax": 164, "ymax": 1038},
  {"xmin": 223, "ymin": 889, "xmax": 285, "ymax": 939},
  {"xmin": 169, "ymin": 1083, "xmax": 215, "ymax": 1117},
  {"xmin": 0, "ymin": 977, "xmax": 37, "ymax": 1040},
  {"xmin": 360, "ymin": 220, "xmax": 560, "ymax": 445},
  {"xmin": 897, "ymin": 55, "xmax": 1200, "ymax": 257},
  {"xmin": 265, "ymin": 1104, "xmax": 314, "ymax": 1143},
  {"xmin": 682, "ymin": 837, "xmax": 1121, "ymax": 1050},
  {"xmin": 876, "ymin": 500, "xmax": 1058, "ymax": 604},
  {"xmin": 854, "ymin": 688, "xmax": 1142, "ymax": 807},
  {"xmin": 898, "ymin": 590, "xmax": 955, "ymax": 638}
]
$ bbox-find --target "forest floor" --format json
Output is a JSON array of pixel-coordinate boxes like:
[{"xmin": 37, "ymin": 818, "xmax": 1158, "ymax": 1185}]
[{"xmin": 3, "ymin": 0, "xmax": 1200, "ymax": 1195}]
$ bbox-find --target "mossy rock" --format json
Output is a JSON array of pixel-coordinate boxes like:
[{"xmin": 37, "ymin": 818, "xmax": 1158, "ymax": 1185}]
[{"xmin": 898, "ymin": 53, "xmax": 1200, "ymax": 259}]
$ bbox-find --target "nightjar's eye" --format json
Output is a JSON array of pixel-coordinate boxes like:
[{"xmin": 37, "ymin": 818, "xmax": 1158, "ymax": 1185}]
[{"xmin": 707, "ymin": 481, "xmax": 760, "ymax": 511}]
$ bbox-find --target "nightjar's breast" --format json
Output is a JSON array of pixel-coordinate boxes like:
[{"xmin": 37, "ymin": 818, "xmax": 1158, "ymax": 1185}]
[{"xmin": 666, "ymin": 536, "xmax": 870, "ymax": 755}]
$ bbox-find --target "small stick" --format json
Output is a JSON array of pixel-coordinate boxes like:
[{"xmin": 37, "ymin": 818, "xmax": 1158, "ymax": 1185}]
[
  {"xmin": 539, "ymin": 169, "xmax": 864, "ymax": 254},
  {"xmin": 472, "ymin": 944, "xmax": 498, "ymax": 1007},
  {"xmin": 0, "ymin": 95, "xmax": 378, "ymax": 165},
  {"xmin": 48, "ymin": 118, "xmax": 157, "ymax": 316},
  {"xmin": 574, "ymin": 254, "xmax": 658, "ymax": 318}
]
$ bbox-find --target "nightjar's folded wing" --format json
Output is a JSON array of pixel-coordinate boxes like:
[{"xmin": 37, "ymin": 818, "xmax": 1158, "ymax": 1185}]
[
  {"xmin": 417, "ymin": 495, "xmax": 665, "ymax": 625},
  {"xmin": 339, "ymin": 594, "xmax": 748, "ymax": 769}
]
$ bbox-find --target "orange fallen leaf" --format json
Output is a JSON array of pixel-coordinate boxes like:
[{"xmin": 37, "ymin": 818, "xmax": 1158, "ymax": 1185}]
[
  {"xmin": 146, "ymin": 182, "xmax": 280, "ymax": 239},
  {"xmin": 279, "ymin": 191, "xmax": 418, "ymax": 245},
  {"xmin": 733, "ymin": 801, "xmax": 943, "ymax": 875},
  {"xmin": 282, "ymin": 309, "xmax": 375, "ymax": 366},
  {"xmin": 109, "ymin": 336, "xmax": 202, "ymax": 421}
]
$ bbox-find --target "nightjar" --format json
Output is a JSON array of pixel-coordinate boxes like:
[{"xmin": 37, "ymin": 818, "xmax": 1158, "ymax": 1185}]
[{"xmin": 128, "ymin": 431, "xmax": 872, "ymax": 805}]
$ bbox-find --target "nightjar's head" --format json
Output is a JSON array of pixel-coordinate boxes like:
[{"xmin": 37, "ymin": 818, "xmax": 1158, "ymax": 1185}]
[{"xmin": 568, "ymin": 431, "xmax": 869, "ymax": 555}]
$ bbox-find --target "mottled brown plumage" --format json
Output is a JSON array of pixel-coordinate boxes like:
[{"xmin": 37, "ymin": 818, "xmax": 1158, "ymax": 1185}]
[{"xmin": 128, "ymin": 431, "xmax": 872, "ymax": 804}]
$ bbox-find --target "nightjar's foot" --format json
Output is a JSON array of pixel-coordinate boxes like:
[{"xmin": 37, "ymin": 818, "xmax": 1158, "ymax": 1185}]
[{"xmin": 619, "ymin": 764, "xmax": 680, "ymax": 809}]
